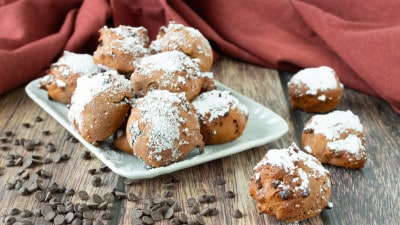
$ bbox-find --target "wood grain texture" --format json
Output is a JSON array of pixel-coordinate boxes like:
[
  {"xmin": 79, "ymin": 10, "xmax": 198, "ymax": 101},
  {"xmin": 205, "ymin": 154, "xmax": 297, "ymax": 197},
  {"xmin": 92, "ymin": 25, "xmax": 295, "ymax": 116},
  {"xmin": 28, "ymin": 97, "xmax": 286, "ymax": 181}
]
[{"xmin": 0, "ymin": 57, "xmax": 398, "ymax": 225}]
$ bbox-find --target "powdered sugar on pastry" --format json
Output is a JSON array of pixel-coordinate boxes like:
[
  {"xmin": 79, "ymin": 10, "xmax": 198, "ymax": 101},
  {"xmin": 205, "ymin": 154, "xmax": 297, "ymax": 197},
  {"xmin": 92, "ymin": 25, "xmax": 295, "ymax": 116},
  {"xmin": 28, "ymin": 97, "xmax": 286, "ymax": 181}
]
[
  {"xmin": 303, "ymin": 110, "xmax": 363, "ymax": 140},
  {"xmin": 192, "ymin": 90, "xmax": 248, "ymax": 122},
  {"xmin": 68, "ymin": 70, "xmax": 131, "ymax": 130},
  {"xmin": 288, "ymin": 66, "xmax": 342, "ymax": 96}
]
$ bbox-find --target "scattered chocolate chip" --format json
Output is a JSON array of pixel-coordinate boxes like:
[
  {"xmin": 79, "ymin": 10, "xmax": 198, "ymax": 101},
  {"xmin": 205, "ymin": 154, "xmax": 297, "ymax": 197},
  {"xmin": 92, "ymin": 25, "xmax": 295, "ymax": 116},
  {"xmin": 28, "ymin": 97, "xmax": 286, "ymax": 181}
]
[
  {"xmin": 142, "ymin": 215, "xmax": 154, "ymax": 225},
  {"xmin": 162, "ymin": 190, "xmax": 173, "ymax": 198},
  {"xmin": 81, "ymin": 151, "xmax": 92, "ymax": 160},
  {"xmin": 4, "ymin": 131, "xmax": 13, "ymax": 137},
  {"xmin": 128, "ymin": 193, "xmax": 139, "ymax": 202},
  {"xmin": 92, "ymin": 194, "xmax": 104, "ymax": 203},
  {"xmin": 34, "ymin": 116, "xmax": 43, "ymax": 122},
  {"xmin": 208, "ymin": 207, "xmax": 219, "ymax": 216},
  {"xmin": 198, "ymin": 195, "xmax": 209, "ymax": 203},
  {"xmin": 44, "ymin": 210, "xmax": 56, "ymax": 221},
  {"xmin": 103, "ymin": 192, "xmax": 114, "ymax": 203},
  {"xmin": 83, "ymin": 210, "xmax": 95, "ymax": 220},
  {"xmin": 8, "ymin": 208, "xmax": 20, "ymax": 216},
  {"xmin": 164, "ymin": 207, "xmax": 174, "ymax": 219},
  {"xmin": 187, "ymin": 198, "xmax": 197, "ymax": 207},
  {"xmin": 194, "ymin": 215, "xmax": 205, "ymax": 225},
  {"xmin": 232, "ymin": 209, "xmax": 243, "ymax": 218},
  {"xmin": 150, "ymin": 210, "xmax": 163, "ymax": 221},
  {"xmin": 87, "ymin": 168, "xmax": 97, "ymax": 175},
  {"xmin": 34, "ymin": 191, "xmax": 46, "ymax": 201},
  {"xmin": 42, "ymin": 130, "xmax": 51, "ymax": 136},
  {"xmin": 178, "ymin": 213, "xmax": 188, "ymax": 223},
  {"xmin": 169, "ymin": 218, "xmax": 181, "ymax": 225},
  {"xmin": 54, "ymin": 214, "xmax": 65, "ymax": 225},
  {"xmin": 208, "ymin": 195, "xmax": 217, "ymax": 203},
  {"xmin": 188, "ymin": 205, "xmax": 199, "ymax": 215},
  {"xmin": 20, "ymin": 210, "xmax": 33, "ymax": 218},
  {"xmin": 65, "ymin": 188, "xmax": 75, "ymax": 196},
  {"xmin": 100, "ymin": 211, "xmax": 112, "ymax": 220},
  {"xmin": 45, "ymin": 142, "xmax": 56, "ymax": 152},
  {"xmin": 224, "ymin": 191, "xmax": 235, "ymax": 198},
  {"xmin": 22, "ymin": 123, "xmax": 31, "ymax": 128},
  {"xmin": 98, "ymin": 164, "xmax": 110, "ymax": 173},
  {"xmin": 79, "ymin": 191, "xmax": 90, "ymax": 200},
  {"xmin": 12, "ymin": 139, "xmax": 20, "ymax": 145},
  {"xmin": 65, "ymin": 212, "xmax": 75, "ymax": 223},
  {"xmin": 91, "ymin": 176, "xmax": 102, "ymax": 187}
]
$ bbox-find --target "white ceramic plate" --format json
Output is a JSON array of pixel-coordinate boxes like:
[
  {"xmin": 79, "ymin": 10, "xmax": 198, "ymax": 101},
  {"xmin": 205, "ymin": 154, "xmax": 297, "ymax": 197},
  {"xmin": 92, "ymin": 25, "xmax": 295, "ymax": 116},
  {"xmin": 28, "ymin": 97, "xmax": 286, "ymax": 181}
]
[{"xmin": 25, "ymin": 78, "xmax": 288, "ymax": 179}]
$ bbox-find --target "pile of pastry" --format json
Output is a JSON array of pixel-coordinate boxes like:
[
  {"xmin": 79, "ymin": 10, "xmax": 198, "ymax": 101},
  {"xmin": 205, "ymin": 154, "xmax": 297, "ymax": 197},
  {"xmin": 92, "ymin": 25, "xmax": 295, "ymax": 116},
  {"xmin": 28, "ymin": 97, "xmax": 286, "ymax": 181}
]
[
  {"xmin": 40, "ymin": 22, "xmax": 249, "ymax": 168},
  {"xmin": 249, "ymin": 66, "xmax": 367, "ymax": 222}
]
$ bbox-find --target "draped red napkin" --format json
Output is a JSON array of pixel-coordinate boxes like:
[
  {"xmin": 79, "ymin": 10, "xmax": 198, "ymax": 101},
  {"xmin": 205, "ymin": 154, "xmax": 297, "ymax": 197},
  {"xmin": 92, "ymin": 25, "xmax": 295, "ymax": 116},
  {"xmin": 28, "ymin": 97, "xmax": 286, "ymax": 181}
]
[{"xmin": 1, "ymin": 0, "xmax": 399, "ymax": 113}]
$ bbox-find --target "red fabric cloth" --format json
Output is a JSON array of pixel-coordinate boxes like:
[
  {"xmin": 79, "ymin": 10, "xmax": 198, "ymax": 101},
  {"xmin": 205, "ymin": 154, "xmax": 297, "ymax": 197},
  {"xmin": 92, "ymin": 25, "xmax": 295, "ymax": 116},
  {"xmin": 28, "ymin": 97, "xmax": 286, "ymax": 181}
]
[{"xmin": 1, "ymin": 0, "xmax": 399, "ymax": 113}]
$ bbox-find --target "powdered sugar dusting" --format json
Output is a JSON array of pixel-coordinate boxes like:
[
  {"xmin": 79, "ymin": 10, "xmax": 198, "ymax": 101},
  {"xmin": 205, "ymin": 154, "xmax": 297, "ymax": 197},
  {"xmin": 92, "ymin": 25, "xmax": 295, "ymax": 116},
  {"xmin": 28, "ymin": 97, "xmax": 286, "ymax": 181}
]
[
  {"xmin": 192, "ymin": 90, "xmax": 249, "ymax": 122},
  {"xmin": 327, "ymin": 134, "xmax": 365, "ymax": 159},
  {"xmin": 130, "ymin": 90, "xmax": 192, "ymax": 162},
  {"xmin": 102, "ymin": 25, "xmax": 150, "ymax": 57},
  {"xmin": 304, "ymin": 110, "xmax": 363, "ymax": 140},
  {"xmin": 54, "ymin": 51, "xmax": 103, "ymax": 77},
  {"xmin": 68, "ymin": 70, "xmax": 131, "ymax": 129},
  {"xmin": 288, "ymin": 66, "xmax": 342, "ymax": 95},
  {"xmin": 254, "ymin": 143, "xmax": 329, "ymax": 190}
]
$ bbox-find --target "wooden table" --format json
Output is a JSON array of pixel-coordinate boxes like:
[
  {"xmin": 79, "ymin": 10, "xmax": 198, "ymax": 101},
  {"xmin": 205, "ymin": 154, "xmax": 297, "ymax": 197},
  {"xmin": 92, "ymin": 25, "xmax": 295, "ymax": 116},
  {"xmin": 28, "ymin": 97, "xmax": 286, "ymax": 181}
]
[{"xmin": 0, "ymin": 56, "xmax": 399, "ymax": 225}]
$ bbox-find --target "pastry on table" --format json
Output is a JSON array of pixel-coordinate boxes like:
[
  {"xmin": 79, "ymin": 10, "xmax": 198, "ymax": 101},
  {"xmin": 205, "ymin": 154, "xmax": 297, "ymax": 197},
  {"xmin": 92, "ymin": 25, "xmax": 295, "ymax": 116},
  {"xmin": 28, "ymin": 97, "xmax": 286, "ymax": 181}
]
[
  {"xmin": 302, "ymin": 110, "xmax": 367, "ymax": 169},
  {"xmin": 131, "ymin": 50, "xmax": 204, "ymax": 101},
  {"xmin": 287, "ymin": 66, "xmax": 344, "ymax": 113},
  {"xmin": 68, "ymin": 70, "xmax": 132, "ymax": 145},
  {"xmin": 125, "ymin": 89, "xmax": 204, "ymax": 168},
  {"xmin": 249, "ymin": 143, "xmax": 332, "ymax": 222},
  {"xmin": 150, "ymin": 21, "xmax": 213, "ymax": 72},
  {"xmin": 39, "ymin": 51, "xmax": 107, "ymax": 104},
  {"xmin": 192, "ymin": 90, "xmax": 248, "ymax": 145},
  {"xmin": 93, "ymin": 25, "xmax": 150, "ymax": 75}
]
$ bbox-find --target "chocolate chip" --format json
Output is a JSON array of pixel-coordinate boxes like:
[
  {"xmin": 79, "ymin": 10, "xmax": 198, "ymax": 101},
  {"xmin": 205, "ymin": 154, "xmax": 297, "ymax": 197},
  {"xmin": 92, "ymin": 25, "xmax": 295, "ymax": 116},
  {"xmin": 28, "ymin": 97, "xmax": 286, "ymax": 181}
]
[
  {"xmin": 301, "ymin": 188, "xmax": 310, "ymax": 197},
  {"xmin": 81, "ymin": 151, "xmax": 92, "ymax": 160},
  {"xmin": 8, "ymin": 208, "xmax": 20, "ymax": 216},
  {"xmin": 271, "ymin": 179, "xmax": 282, "ymax": 188},
  {"xmin": 92, "ymin": 194, "xmax": 104, "ymax": 203},
  {"xmin": 42, "ymin": 130, "xmax": 51, "ymax": 136},
  {"xmin": 142, "ymin": 215, "xmax": 154, "ymax": 225},
  {"xmin": 187, "ymin": 198, "xmax": 197, "ymax": 207},
  {"xmin": 44, "ymin": 210, "xmax": 56, "ymax": 221},
  {"xmin": 99, "ymin": 164, "xmax": 110, "ymax": 172},
  {"xmin": 65, "ymin": 188, "xmax": 76, "ymax": 196},
  {"xmin": 22, "ymin": 123, "xmax": 31, "ymax": 128},
  {"xmin": 162, "ymin": 190, "xmax": 173, "ymax": 198},
  {"xmin": 278, "ymin": 189, "xmax": 290, "ymax": 200},
  {"xmin": 169, "ymin": 218, "xmax": 181, "ymax": 225},
  {"xmin": 178, "ymin": 213, "xmax": 188, "ymax": 223},
  {"xmin": 132, "ymin": 209, "xmax": 143, "ymax": 219},
  {"xmin": 78, "ymin": 191, "xmax": 89, "ymax": 200},
  {"xmin": 91, "ymin": 176, "xmax": 102, "ymax": 187},
  {"xmin": 87, "ymin": 168, "xmax": 97, "ymax": 175},
  {"xmin": 194, "ymin": 215, "xmax": 205, "ymax": 225},
  {"xmin": 20, "ymin": 210, "xmax": 33, "ymax": 218},
  {"xmin": 164, "ymin": 207, "xmax": 174, "ymax": 219},
  {"xmin": 100, "ymin": 211, "xmax": 112, "ymax": 220},
  {"xmin": 150, "ymin": 210, "xmax": 163, "ymax": 221},
  {"xmin": 128, "ymin": 193, "xmax": 139, "ymax": 202},
  {"xmin": 45, "ymin": 142, "xmax": 56, "ymax": 152},
  {"xmin": 188, "ymin": 206, "xmax": 199, "ymax": 215},
  {"xmin": 103, "ymin": 192, "xmax": 114, "ymax": 203},
  {"xmin": 65, "ymin": 212, "xmax": 75, "ymax": 223},
  {"xmin": 83, "ymin": 211, "xmax": 95, "ymax": 220},
  {"xmin": 224, "ymin": 191, "xmax": 235, "ymax": 198},
  {"xmin": 4, "ymin": 131, "xmax": 13, "ymax": 137},
  {"xmin": 198, "ymin": 195, "xmax": 208, "ymax": 203},
  {"xmin": 34, "ymin": 116, "xmax": 43, "ymax": 122},
  {"xmin": 54, "ymin": 214, "xmax": 65, "ymax": 225},
  {"xmin": 232, "ymin": 209, "xmax": 243, "ymax": 218}
]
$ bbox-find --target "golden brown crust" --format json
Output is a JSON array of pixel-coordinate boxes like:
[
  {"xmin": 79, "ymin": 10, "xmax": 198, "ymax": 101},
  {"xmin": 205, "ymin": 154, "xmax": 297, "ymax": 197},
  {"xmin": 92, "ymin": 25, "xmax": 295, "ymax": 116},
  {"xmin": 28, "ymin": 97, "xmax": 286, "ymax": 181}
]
[
  {"xmin": 192, "ymin": 90, "xmax": 248, "ymax": 145},
  {"xmin": 302, "ymin": 110, "xmax": 367, "ymax": 169},
  {"xmin": 150, "ymin": 21, "xmax": 213, "ymax": 72},
  {"xmin": 131, "ymin": 51, "xmax": 203, "ymax": 101},
  {"xmin": 288, "ymin": 66, "xmax": 343, "ymax": 113},
  {"xmin": 68, "ymin": 71, "xmax": 132, "ymax": 145},
  {"xmin": 40, "ymin": 51, "xmax": 105, "ymax": 104},
  {"xmin": 126, "ymin": 90, "xmax": 204, "ymax": 168},
  {"xmin": 113, "ymin": 126, "xmax": 133, "ymax": 154},
  {"xmin": 249, "ymin": 144, "xmax": 331, "ymax": 222},
  {"xmin": 93, "ymin": 26, "xmax": 150, "ymax": 75}
]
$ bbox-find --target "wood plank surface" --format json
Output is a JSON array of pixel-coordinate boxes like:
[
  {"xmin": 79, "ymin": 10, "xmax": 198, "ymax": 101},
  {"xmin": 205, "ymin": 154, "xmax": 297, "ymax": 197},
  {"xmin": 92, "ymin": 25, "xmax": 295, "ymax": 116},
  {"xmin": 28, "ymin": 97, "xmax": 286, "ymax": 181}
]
[{"xmin": 0, "ymin": 56, "xmax": 398, "ymax": 225}]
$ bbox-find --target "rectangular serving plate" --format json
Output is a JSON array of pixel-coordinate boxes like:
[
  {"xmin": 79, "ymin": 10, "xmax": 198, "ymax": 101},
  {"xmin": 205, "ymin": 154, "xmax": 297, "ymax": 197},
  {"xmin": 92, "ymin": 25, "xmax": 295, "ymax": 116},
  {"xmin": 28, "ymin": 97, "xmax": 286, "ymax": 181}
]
[{"xmin": 25, "ymin": 78, "xmax": 288, "ymax": 179}]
